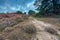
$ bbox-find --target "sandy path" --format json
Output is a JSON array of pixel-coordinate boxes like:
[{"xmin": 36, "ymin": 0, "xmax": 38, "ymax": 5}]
[{"xmin": 31, "ymin": 17, "xmax": 59, "ymax": 40}]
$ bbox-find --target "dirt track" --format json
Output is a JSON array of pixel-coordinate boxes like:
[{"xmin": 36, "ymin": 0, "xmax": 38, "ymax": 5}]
[{"xmin": 30, "ymin": 17, "xmax": 60, "ymax": 40}]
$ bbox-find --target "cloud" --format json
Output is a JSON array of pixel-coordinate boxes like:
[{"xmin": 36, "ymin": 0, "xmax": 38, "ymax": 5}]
[
  {"xmin": 27, "ymin": 1, "xmax": 34, "ymax": 7},
  {"xmin": 26, "ymin": 1, "xmax": 36, "ymax": 12},
  {"xmin": 0, "ymin": 0, "xmax": 35, "ymax": 13}
]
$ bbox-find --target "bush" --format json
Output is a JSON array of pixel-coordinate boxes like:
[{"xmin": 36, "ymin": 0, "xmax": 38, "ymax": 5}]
[
  {"xmin": 45, "ymin": 27, "xmax": 57, "ymax": 35},
  {"xmin": 22, "ymin": 25, "xmax": 36, "ymax": 34},
  {"xmin": 56, "ymin": 15, "xmax": 60, "ymax": 18},
  {"xmin": 16, "ymin": 11, "xmax": 23, "ymax": 14},
  {"xmin": 0, "ymin": 25, "xmax": 6, "ymax": 32},
  {"xmin": 0, "ymin": 36, "xmax": 4, "ymax": 40},
  {"xmin": 15, "ymin": 18, "xmax": 23, "ymax": 22}
]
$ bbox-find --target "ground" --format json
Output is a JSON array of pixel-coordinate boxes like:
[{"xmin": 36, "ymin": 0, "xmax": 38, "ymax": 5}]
[
  {"xmin": 30, "ymin": 17, "xmax": 60, "ymax": 40},
  {"xmin": 0, "ymin": 14, "xmax": 60, "ymax": 40},
  {"xmin": 35, "ymin": 17, "xmax": 60, "ymax": 27}
]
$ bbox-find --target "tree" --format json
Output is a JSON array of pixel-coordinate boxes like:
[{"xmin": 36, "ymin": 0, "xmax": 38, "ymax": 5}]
[
  {"xmin": 24, "ymin": 12, "xmax": 26, "ymax": 14},
  {"xmin": 34, "ymin": 0, "xmax": 60, "ymax": 16},
  {"xmin": 52, "ymin": 0, "xmax": 60, "ymax": 15},
  {"xmin": 34, "ymin": 0, "xmax": 53, "ymax": 16},
  {"xmin": 28, "ymin": 10, "xmax": 36, "ymax": 16},
  {"xmin": 16, "ymin": 11, "xmax": 23, "ymax": 14}
]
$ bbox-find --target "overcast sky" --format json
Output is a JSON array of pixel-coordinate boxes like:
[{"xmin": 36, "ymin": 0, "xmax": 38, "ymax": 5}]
[{"xmin": 0, "ymin": 0, "xmax": 36, "ymax": 13}]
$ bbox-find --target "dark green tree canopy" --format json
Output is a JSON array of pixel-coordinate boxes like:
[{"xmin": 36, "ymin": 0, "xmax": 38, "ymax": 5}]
[
  {"xmin": 34, "ymin": 0, "xmax": 60, "ymax": 16},
  {"xmin": 28, "ymin": 10, "xmax": 36, "ymax": 15},
  {"xmin": 24, "ymin": 12, "xmax": 26, "ymax": 14},
  {"xmin": 16, "ymin": 11, "xmax": 23, "ymax": 14}
]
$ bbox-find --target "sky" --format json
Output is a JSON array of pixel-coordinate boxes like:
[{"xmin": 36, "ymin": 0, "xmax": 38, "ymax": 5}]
[{"xmin": 0, "ymin": 0, "xmax": 36, "ymax": 13}]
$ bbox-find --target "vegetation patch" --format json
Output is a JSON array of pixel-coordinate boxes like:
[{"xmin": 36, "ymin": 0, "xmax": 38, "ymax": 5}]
[
  {"xmin": 22, "ymin": 25, "xmax": 36, "ymax": 34},
  {"xmin": 21, "ymin": 25, "xmax": 37, "ymax": 40},
  {"xmin": 0, "ymin": 24, "xmax": 6, "ymax": 32},
  {"xmin": 45, "ymin": 27, "xmax": 58, "ymax": 35}
]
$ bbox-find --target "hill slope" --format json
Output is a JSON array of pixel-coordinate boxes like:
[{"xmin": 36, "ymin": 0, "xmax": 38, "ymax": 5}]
[{"xmin": 0, "ymin": 14, "xmax": 60, "ymax": 40}]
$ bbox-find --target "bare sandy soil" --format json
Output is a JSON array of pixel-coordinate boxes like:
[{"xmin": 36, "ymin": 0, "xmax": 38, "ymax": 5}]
[{"xmin": 31, "ymin": 17, "xmax": 60, "ymax": 40}]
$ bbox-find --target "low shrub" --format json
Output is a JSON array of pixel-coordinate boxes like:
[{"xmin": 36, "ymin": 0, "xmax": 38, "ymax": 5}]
[
  {"xmin": 45, "ymin": 27, "xmax": 57, "ymax": 35},
  {"xmin": 0, "ymin": 36, "xmax": 4, "ymax": 40},
  {"xmin": 22, "ymin": 25, "xmax": 36, "ymax": 34},
  {"xmin": 56, "ymin": 15, "xmax": 60, "ymax": 18},
  {"xmin": 0, "ymin": 25, "xmax": 6, "ymax": 32}
]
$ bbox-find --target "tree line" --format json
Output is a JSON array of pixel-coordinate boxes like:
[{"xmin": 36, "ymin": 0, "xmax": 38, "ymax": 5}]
[{"xmin": 16, "ymin": 0, "xmax": 60, "ymax": 17}]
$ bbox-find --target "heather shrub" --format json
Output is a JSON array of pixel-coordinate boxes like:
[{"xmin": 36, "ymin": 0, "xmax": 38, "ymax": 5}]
[
  {"xmin": 22, "ymin": 25, "xmax": 36, "ymax": 34},
  {"xmin": 0, "ymin": 36, "xmax": 4, "ymax": 40},
  {"xmin": 45, "ymin": 27, "xmax": 57, "ymax": 35},
  {"xmin": 0, "ymin": 25, "xmax": 6, "ymax": 32}
]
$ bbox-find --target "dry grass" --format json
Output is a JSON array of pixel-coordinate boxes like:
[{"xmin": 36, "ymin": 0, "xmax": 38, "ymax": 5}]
[{"xmin": 35, "ymin": 17, "xmax": 60, "ymax": 27}]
